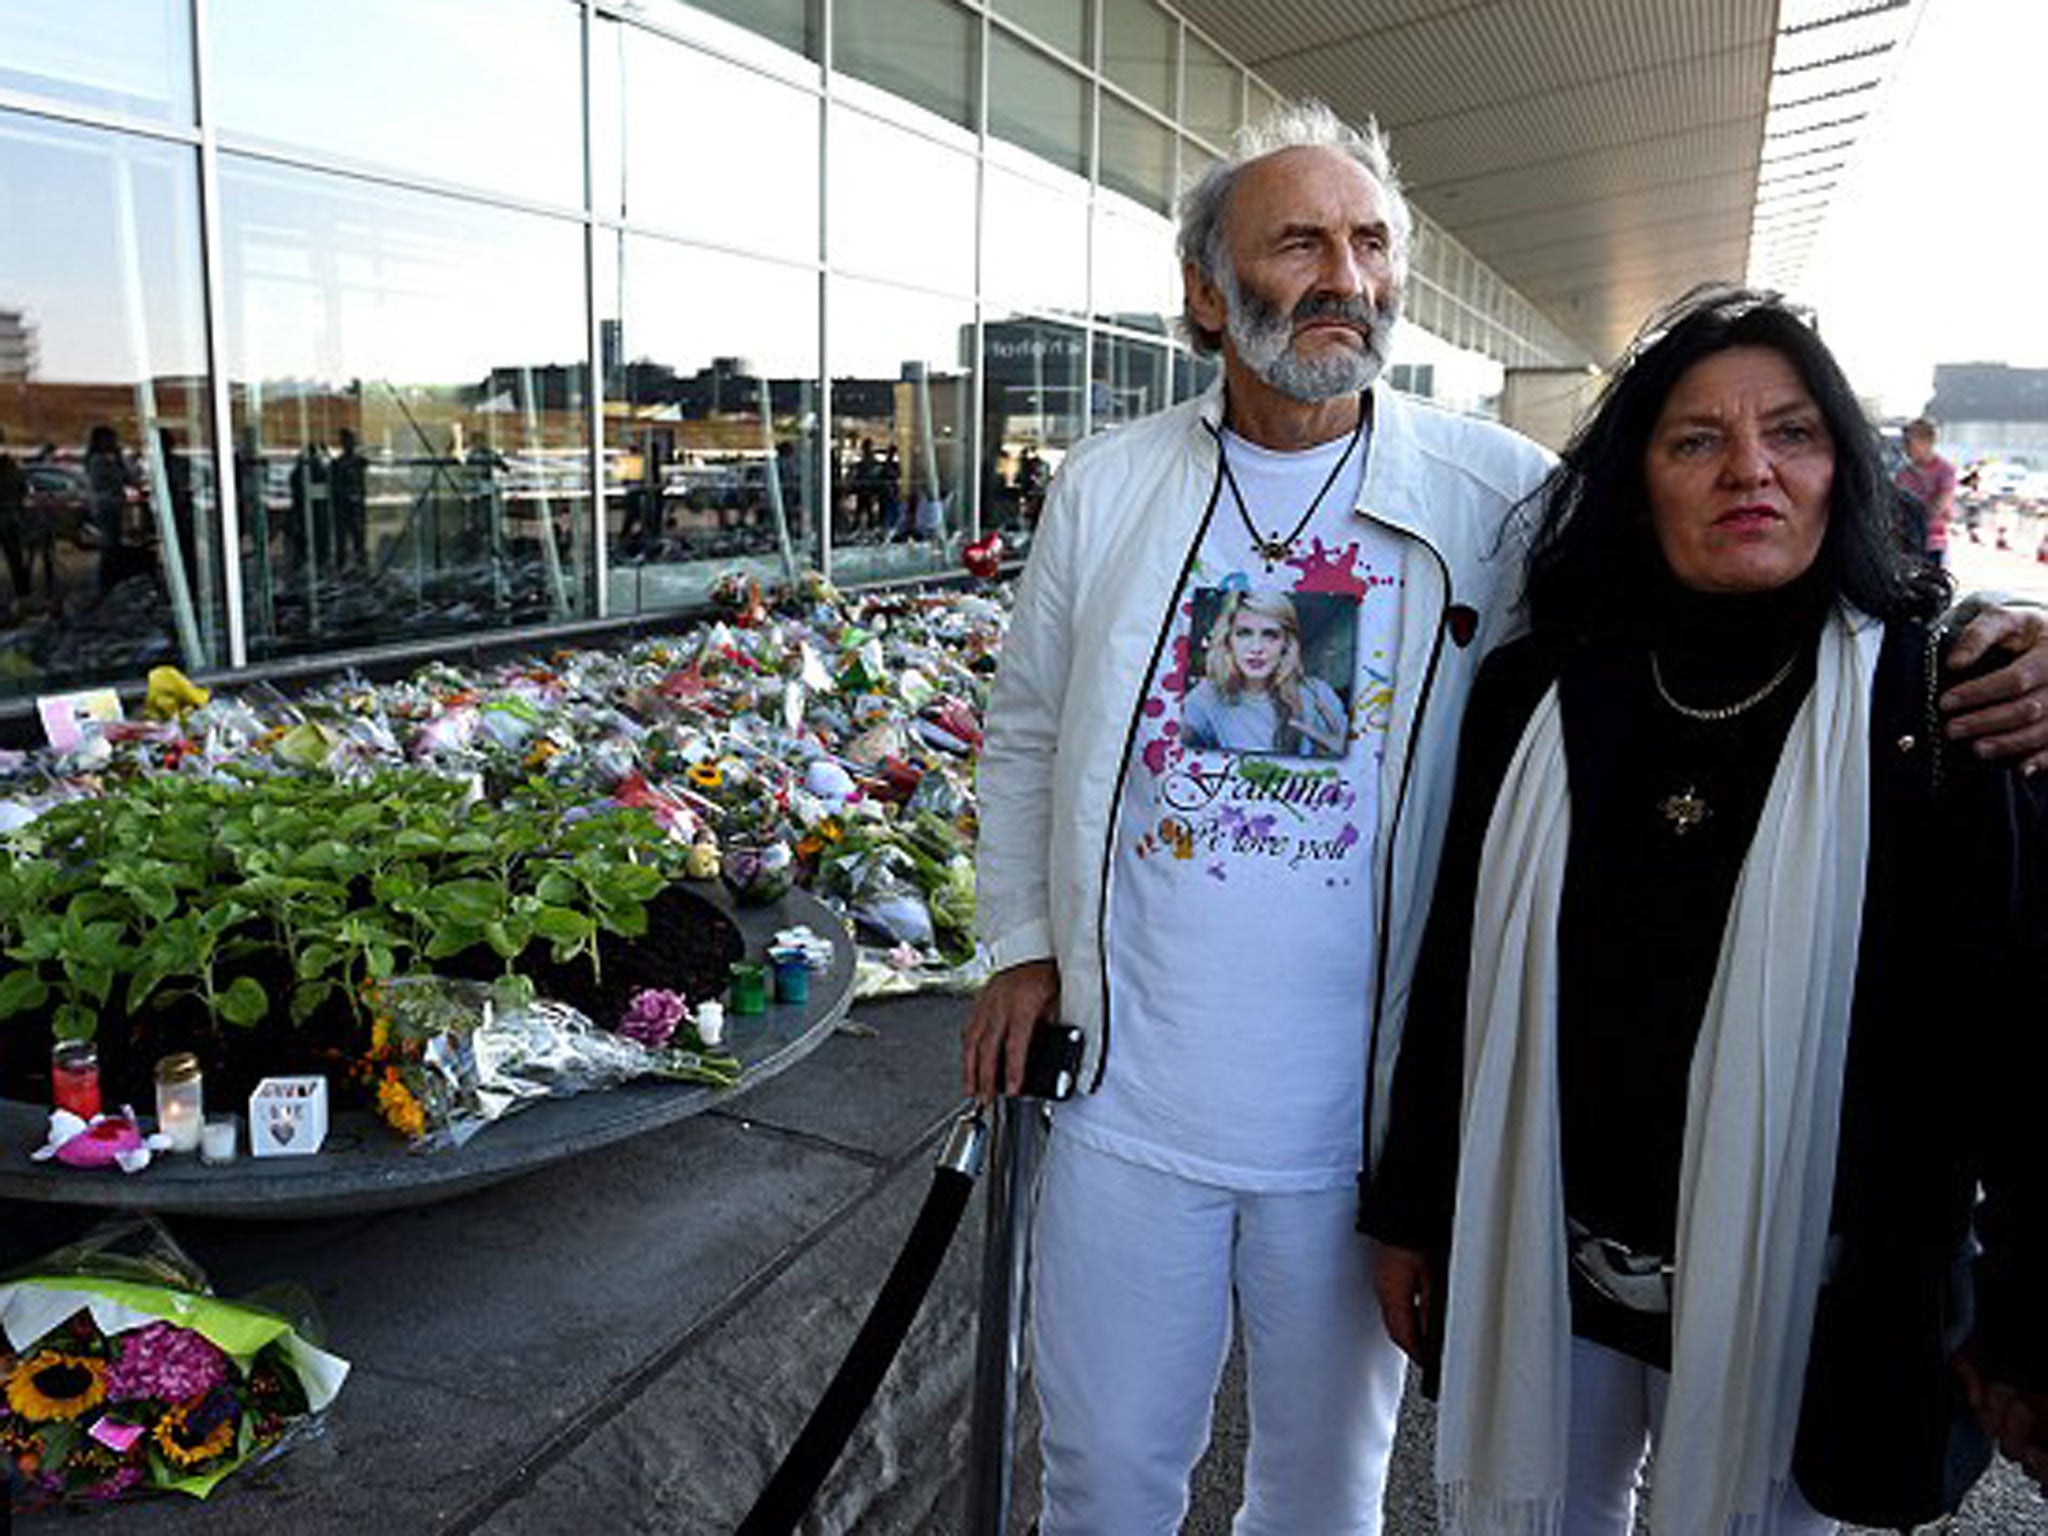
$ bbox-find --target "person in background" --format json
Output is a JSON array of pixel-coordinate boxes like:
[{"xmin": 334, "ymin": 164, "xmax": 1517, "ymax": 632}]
[
  {"xmin": 1896, "ymin": 416, "xmax": 1958, "ymax": 568},
  {"xmin": 286, "ymin": 440, "xmax": 329, "ymax": 581},
  {"xmin": 156, "ymin": 426, "xmax": 197, "ymax": 599},
  {"xmin": 84, "ymin": 424, "xmax": 138, "ymax": 592},
  {"xmin": 329, "ymin": 428, "xmax": 369, "ymax": 575},
  {"xmin": 1366, "ymin": 286, "xmax": 2047, "ymax": 1534},
  {"xmin": 0, "ymin": 427, "xmax": 29, "ymax": 617}
]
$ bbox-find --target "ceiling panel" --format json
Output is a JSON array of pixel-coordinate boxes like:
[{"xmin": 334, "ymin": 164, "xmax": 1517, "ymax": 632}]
[{"xmin": 1171, "ymin": 0, "xmax": 1786, "ymax": 361}]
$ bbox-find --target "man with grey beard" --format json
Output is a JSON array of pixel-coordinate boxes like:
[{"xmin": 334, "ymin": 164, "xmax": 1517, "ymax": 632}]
[{"xmin": 964, "ymin": 100, "xmax": 1554, "ymax": 1534}]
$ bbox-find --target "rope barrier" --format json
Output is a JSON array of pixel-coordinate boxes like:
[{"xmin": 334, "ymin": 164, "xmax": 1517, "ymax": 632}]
[{"xmin": 736, "ymin": 1107, "xmax": 988, "ymax": 1536}]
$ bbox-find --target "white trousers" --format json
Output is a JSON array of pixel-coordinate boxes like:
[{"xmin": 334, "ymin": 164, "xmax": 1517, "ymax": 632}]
[
  {"xmin": 1565, "ymin": 1336, "xmax": 1838, "ymax": 1536},
  {"xmin": 1031, "ymin": 1131, "xmax": 1405, "ymax": 1536}
]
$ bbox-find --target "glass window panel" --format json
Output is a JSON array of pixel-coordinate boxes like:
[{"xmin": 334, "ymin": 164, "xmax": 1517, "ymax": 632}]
[
  {"xmin": 1100, "ymin": 93, "xmax": 1174, "ymax": 215},
  {"xmin": 828, "ymin": 277, "xmax": 973, "ymax": 585},
  {"xmin": 603, "ymin": 24, "xmax": 819, "ymax": 260},
  {"xmin": 1090, "ymin": 333, "xmax": 1167, "ymax": 431},
  {"xmin": 592, "ymin": 17, "xmax": 624, "ymax": 228},
  {"xmin": 210, "ymin": 0, "xmax": 583, "ymax": 208},
  {"xmin": 1410, "ymin": 281, "xmax": 1441, "ymax": 337},
  {"xmin": 1412, "ymin": 223, "xmax": 1443, "ymax": 288},
  {"xmin": 834, "ymin": 0, "xmax": 975, "ymax": 131},
  {"xmin": 1182, "ymin": 33, "xmax": 1239, "ymax": 146},
  {"xmin": 0, "ymin": 114, "xmax": 220, "ymax": 690},
  {"xmin": 1102, "ymin": 0, "xmax": 1175, "ymax": 116},
  {"xmin": 599, "ymin": 236, "xmax": 819, "ymax": 614},
  {"xmin": 684, "ymin": 0, "xmax": 817, "ymax": 59},
  {"xmin": 1092, "ymin": 199, "xmax": 1177, "ymax": 332},
  {"xmin": 990, "ymin": 0, "xmax": 1088, "ymax": 62},
  {"xmin": 1250, "ymin": 81, "xmax": 1282, "ymax": 125},
  {"xmin": 828, "ymin": 107, "xmax": 975, "ymax": 294},
  {"xmin": 980, "ymin": 315, "xmax": 1084, "ymax": 547},
  {"xmin": 984, "ymin": 164, "xmax": 1088, "ymax": 317},
  {"xmin": 218, "ymin": 158, "xmax": 591, "ymax": 661},
  {"xmin": 989, "ymin": 30, "xmax": 1088, "ymax": 177},
  {"xmin": 1174, "ymin": 349, "xmax": 1220, "ymax": 402},
  {"xmin": 0, "ymin": 1, "xmax": 192, "ymax": 125}
]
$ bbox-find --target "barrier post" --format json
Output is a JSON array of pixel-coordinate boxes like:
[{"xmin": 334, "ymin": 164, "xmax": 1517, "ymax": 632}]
[{"xmin": 966, "ymin": 1094, "xmax": 1045, "ymax": 1535}]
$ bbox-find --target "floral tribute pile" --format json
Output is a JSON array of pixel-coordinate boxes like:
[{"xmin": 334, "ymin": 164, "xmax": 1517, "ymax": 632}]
[
  {"xmin": 1, "ymin": 1219, "xmax": 347, "ymax": 1511},
  {"xmin": 0, "ymin": 572, "xmax": 1004, "ymax": 1137}
]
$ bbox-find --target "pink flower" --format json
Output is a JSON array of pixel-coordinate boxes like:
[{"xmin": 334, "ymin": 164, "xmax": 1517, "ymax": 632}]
[
  {"xmin": 618, "ymin": 988, "xmax": 688, "ymax": 1049},
  {"xmin": 82, "ymin": 1466, "xmax": 144, "ymax": 1501},
  {"xmin": 105, "ymin": 1321, "xmax": 229, "ymax": 1403}
]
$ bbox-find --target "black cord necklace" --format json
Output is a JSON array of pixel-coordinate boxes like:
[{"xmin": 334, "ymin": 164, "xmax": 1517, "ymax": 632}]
[{"xmin": 1210, "ymin": 394, "xmax": 1368, "ymax": 572}]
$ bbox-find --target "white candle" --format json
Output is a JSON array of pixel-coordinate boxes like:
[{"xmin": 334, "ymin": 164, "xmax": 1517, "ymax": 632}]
[
  {"xmin": 159, "ymin": 1099, "xmax": 200, "ymax": 1153},
  {"xmin": 201, "ymin": 1115, "xmax": 237, "ymax": 1165},
  {"xmin": 696, "ymin": 1000, "xmax": 725, "ymax": 1048},
  {"xmin": 155, "ymin": 1052, "xmax": 204, "ymax": 1153}
]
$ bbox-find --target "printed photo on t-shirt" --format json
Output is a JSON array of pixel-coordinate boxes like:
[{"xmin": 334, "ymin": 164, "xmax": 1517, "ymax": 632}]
[{"xmin": 1181, "ymin": 587, "xmax": 1357, "ymax": 759}]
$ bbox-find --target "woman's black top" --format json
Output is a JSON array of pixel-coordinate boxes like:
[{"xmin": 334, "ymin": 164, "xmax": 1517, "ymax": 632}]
[
  {"xmin": 1373, "ymin": 570, "xmax": 1833, "ymax": 1367},
  {"xmin": 1558, "ymin": 572, "xmax": 1829, "ymax": 1361}
]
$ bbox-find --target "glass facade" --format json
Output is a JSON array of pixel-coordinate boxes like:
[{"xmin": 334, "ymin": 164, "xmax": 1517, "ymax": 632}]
[
  {"xmin": 601, "ymin": 235, "xmax": 818, "ymax": 614},
  {"xmin": 1, "ymin": 2, "xmax": 194, "ymax": 125},
  {"xmin": 0, "ymin": 0, "xmax": 1583, "ymax": 706},
  {"xmin": 218, "ymin": 160, "xmax": 591, "ymax": 658},
  {"xmin": 0, "ymin": 115, "xmax": 217, "ymax": 683}
]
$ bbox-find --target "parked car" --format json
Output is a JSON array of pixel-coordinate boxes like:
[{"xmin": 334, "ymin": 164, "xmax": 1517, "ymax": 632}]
[{"xmin": 21, "ymin": 461, "xmax": 95, "ymax": 546}]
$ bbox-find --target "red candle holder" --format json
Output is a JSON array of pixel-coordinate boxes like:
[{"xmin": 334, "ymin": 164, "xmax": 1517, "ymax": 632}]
[{"xmin": 51, "ymin": 1039, "xmax": 102, "ymax": 1119}]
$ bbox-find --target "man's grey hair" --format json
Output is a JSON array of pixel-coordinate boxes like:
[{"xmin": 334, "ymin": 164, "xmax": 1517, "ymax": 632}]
[{"xmin": 1176, "ymin": 100, "xmax": 1412, "ymax": 357}]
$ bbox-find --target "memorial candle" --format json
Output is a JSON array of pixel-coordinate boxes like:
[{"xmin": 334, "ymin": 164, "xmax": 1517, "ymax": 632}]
[
  {"xmin": 155, "ymin": 1052, "xmax": 204, "ymax": 1153},
  {"xmin": 51, "ymin": 1039, "xmax": 101, "ymax": 1119}
]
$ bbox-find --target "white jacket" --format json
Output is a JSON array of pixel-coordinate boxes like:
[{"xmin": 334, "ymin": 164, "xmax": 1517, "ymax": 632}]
[{"xmin": 975, "ymin": 380, "xmax": 1555, "ymax": 1164}]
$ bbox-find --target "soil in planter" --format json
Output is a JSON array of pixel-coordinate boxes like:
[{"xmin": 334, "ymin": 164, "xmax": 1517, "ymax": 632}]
[{"xmin": 0, "ymin": 884, "xmax": 743, "ymax": 1115}]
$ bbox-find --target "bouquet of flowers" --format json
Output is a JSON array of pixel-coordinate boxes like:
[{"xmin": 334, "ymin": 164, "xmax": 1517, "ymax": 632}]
[
  {"xmin": 363, "ymin": 976, "xmax": 742, "ymax": 1151},
  {"xmin": 2, "ymin": 1218, "xmax": 348, "ymax": 1511}
]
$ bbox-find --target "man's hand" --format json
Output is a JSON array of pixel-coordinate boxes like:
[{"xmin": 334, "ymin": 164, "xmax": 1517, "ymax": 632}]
[
  {"xmin": 962, "ymin": 958, "xmax": 1060, "ymax": 1102},
  {"xmin": 1370, "ymin": 1241, "xmax": 1435, "ymax": 1367},
  {"xmin": 1955, "ymin": 1349, "xmax": 2048, "ymax": 1492},
  {"xmin": 1940, "ymin": 604, "xmax": 2048, "ymax": 773}
]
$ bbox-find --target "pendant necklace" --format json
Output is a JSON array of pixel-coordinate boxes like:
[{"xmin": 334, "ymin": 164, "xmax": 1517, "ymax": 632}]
[
  {"xmin": 1212, "ymin": 395, "xmax": 1368, "ymax": 572},
  {"xmin": 1648, "ymin": 648, "xmax": 1799, "ymax": 836}
]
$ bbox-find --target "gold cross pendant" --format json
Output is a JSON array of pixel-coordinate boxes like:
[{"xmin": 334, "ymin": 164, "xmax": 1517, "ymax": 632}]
[{"xmin": 1658, "ymin": 786, "xmax": 1709, "ymax": 835}]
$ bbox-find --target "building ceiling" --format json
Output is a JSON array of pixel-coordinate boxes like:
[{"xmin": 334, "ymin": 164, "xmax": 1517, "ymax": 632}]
[{"xmin": 1170, "ymin": 0, "xmax": 1915, "ymax": 366}]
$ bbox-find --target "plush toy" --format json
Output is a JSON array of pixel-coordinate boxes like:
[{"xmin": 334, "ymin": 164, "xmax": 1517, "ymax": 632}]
[{"xmin": 31, "ymin": 1109, "xmax": 164, "ymax": 1172}]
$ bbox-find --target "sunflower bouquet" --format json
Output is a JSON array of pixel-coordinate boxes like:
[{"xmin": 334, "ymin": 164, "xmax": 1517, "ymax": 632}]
[{"xmin": 1, "ymin": 1219, "xmax": 348, "ymax": 1511}]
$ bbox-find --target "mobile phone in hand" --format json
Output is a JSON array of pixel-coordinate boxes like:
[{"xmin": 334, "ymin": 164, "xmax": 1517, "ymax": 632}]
[{"xmin": 1018, "ymin": 1021, "xmax": 1084, "ymax": 1101}]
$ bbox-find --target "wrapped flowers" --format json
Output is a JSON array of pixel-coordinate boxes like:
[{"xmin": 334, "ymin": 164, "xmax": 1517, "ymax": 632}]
[{"xmin": 1, "ymin": 1218, "xmax": 348, "ymax": 1510}]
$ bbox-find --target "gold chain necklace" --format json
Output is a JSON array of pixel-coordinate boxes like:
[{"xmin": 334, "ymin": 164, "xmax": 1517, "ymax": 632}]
[
  {"xmin": 1212, "ymin": 398, "xmax": 1367, "ymax": 572},
  {"xmin": 1649, "ymin": 650, "xmax": 1799, "ymax": 722},
  {"xmin": 1649, "ymin": 648, "xmax": 1800, "ymax": 835}
]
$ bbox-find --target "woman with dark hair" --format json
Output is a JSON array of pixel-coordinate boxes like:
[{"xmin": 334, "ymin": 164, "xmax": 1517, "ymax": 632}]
[{"xmin": 1363, "ymin": 286, "xmax": 2047, "ymax": 1533}]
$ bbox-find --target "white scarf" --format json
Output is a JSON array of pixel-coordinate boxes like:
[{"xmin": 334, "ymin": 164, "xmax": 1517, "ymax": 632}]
[{"xmin": 1437, "ymin": 607, "xmax": 1881, "ymax": 1536}]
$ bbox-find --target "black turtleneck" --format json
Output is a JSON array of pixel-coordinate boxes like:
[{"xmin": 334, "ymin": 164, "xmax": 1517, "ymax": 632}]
[{"xmin": 1555, "ymin": 569, "xmax": 1831, "ymax": 1364}]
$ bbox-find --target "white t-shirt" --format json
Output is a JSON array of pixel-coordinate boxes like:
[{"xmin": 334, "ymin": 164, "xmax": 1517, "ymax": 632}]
[{"xmin": 1058, "ymin": 423, "xmax": 1407, "ymax": 1190}]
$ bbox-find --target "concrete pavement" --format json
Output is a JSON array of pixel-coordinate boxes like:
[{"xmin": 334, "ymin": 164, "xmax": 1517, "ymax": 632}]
[{"xmin": 1950, "ymin": 523, "xmax": 2048, "ymax": 606}]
